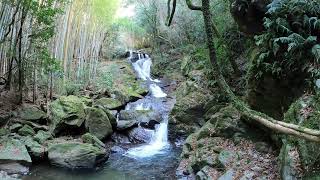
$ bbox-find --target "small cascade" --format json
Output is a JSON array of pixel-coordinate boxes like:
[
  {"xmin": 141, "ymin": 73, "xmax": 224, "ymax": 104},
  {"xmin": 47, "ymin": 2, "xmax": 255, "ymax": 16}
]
[{"xmin": 126, "ymin": 51, "xmax": 169, "ymax": 158}]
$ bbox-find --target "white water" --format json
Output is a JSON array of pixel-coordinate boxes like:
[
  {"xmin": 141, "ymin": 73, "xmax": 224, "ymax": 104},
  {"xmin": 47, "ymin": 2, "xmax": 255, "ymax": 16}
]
[
  {"xmin": 150, "ymin": 84, "xmax": 167, "ymax": 98},
  {"xmin": 126, "ymin": 51, "xmax": 169, "ymax": 158}
]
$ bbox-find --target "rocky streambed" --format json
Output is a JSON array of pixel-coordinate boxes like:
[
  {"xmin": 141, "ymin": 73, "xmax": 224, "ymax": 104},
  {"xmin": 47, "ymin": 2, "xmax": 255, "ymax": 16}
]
[{"xmin": 0, "ymin": 52, "xmax": 182, "ymax": 180}]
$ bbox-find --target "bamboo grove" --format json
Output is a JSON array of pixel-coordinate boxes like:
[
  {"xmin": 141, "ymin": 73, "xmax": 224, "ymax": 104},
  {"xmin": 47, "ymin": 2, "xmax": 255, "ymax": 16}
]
[{"xmin": 0, "ymin": 0, "xmax": 119, "ymax": 104}]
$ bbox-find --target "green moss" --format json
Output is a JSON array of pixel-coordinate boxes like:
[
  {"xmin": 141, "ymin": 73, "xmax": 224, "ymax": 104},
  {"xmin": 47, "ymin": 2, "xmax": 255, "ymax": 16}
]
[{"xmin": 284, "ymin": 94, "xmax": 320, "ymax": 171}]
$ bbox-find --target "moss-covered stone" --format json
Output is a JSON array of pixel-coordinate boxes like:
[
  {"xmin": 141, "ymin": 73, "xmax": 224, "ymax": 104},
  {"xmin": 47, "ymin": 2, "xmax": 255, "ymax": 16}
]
[
  {"xmin": 0, "ymin": 138, "xmax": 32, "ymax": 164},
  {"xmin": 169, "ymin": 81, "xmax": 210, "ymax": 136},
  {"xmin": 94, "ymin": 98, "xmax": 123, "ymax": 110},
  {"xmin": 18, "ymin": 105, "xmax": 46, "ymax": 123},
  {"xmin": 284, "ymin": 94, "xmax": 320, "ymax": 172},
  {"xmin": 48, "ymin": 142, "xmax": 108, "ymax": 169},
  {"xmin": 34, "ymin": 130, "xmax": 52, "ymax": 144},
  {"xmin": 0, "ymin": 128, "xmax": 10, "ymax": 136},
  {"xmin": 49, "ymin": 95, "xmax": 86, "ymax": 134},
  {"xmin": 21, "ymin": 136, "xmax": 47, "ymax": 161},
  {"xmin": 81, "ymin": 133, "xmax": 105, "ymax": 149},
  {"xmin": 85, "ymin": 107, "xmax": 113, "ymax": 140},
  {"xmin": 18, "ymin": 125, "xmax": 35, "ymax": 136}
]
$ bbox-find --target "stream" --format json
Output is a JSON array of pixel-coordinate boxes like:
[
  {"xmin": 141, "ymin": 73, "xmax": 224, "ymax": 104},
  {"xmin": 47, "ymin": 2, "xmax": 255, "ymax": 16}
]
[{"xmin": 23, "ymin": 52, "xmax": 181, "ymax": 180}]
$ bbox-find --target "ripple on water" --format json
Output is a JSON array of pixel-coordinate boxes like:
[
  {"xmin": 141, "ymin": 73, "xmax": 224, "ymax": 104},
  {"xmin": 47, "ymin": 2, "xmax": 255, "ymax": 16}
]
[{"xmin": 24, "ymin": 145, "xmax": 181, "ymax": 180}]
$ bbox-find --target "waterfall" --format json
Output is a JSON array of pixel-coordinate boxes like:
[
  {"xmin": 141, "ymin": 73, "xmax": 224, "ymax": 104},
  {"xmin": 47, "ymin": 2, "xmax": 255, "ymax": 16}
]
[{"xmin": 126, "ymin": 51, "xmax": 169, "ymax": 158}]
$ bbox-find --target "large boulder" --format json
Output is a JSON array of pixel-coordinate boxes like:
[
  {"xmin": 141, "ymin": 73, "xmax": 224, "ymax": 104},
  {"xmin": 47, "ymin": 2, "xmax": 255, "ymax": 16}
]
[
  {"xmin": 0, "ymin": 138, "xmax": 31, "ymax": 175},
  {"xmin": 20, "ymin": 136, "xmax": 47, "ymax": 161},
  {"xmin": 48, "ymin": 142, "xmax": 108, "ymax": 169},
  {"xmin": 0, "ymin": 138, "xmax": 32, "ymax": 164},
  {"xmin": 94, "ymin": 98, "xmax": 123, "ymax": 110},
  {"xmin": 284, "ymin": 94, "xmax": 320, "ymax": 174},
  {"xmin": 18, "ymin": 105, "xmax": 46, "ymax": 124},
  {"xmin": 49, "ymin": 96, "xmax": 86, "ymax": 134},
  {"xmin": 169, "ymin": 81, "xmax": 210, "ymax": 136},
  {"xmin": 85, "ymin": 107, "xmax": 113, "ymax": 140},
  {"xmin": 127, "ymin": 127, "xmax": 154, "ymax": 143}
]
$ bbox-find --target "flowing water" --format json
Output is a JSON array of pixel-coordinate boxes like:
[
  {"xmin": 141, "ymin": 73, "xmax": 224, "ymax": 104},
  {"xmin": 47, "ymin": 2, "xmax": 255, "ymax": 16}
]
[{"xmin": 24, "ymin": 52, "xmax": 180, "ymax": 180}]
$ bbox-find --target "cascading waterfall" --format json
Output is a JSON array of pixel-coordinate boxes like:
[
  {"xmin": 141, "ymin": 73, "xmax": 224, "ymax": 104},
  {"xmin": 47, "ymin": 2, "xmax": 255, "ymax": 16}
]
[{"xmin": 126, "ymin": 51, "xmax": 169, "ymax": 158}]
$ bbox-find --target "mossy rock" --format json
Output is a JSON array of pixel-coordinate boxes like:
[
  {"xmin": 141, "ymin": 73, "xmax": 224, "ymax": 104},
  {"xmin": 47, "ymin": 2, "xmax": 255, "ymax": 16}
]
[
  {"xmin": 18, "ymin": 125, "xmax": 35, "ymax": 136},
  {"xmin": 169, "ymin": 81, "xmax": 210, "ymax": 136},
  {"xmin": 21, "ymin": 136, "xmax": 47, "ymax": 161},
  {"xmin": 0, "ymin": 128, "xmax": 10, "ymax": 136},
  {"xmin": 18, "ymin": 105, "xmax": 46, "ymax": 123},
  {"xmin": 34, "ymin": 130, "xmax": 53, "ymax": 144},
  {"xmin": 284, "ymin": 94, "xmax": 320, "ymax": 171},
  {"xmin": 49, "ymin": 95, "xmax": 86, "ymax": 134},
  {"xmin": 94, "ymin": 98, "xmax": 123, "ymax": 110},
  {"xmin": 0, "ymin": 138, "xmax": 32, "ymax": 164},
  {"xmin": 48, "ymin": 142, "xmax": 108, "ymax": 169},
  {"xmin": 81, "ymin": 133, "xmax": 105, "ymax": 149},
  {"xmin": 85, "ymin": 107, "xmax": 113, "ymax": 140}
]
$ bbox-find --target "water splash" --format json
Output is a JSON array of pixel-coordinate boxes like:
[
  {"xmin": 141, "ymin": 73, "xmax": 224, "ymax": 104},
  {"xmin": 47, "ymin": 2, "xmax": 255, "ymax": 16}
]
[
  {"xmin": 126, "ymin": 118, "xmax": 169, "ymax": 158},
  {"xmin": 126, "ymin": 51, "xmax": 169, "ymax": 158},
  {"xmin": 150, "ymin": 84, "xmax": 167, "ymax": 98}
]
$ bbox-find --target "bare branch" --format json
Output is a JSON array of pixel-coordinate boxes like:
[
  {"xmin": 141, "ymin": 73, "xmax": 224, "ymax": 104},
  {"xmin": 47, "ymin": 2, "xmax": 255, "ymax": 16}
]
[{"xmin": 186, "ymin": 0, "xmax": 202, "ymax": 11}]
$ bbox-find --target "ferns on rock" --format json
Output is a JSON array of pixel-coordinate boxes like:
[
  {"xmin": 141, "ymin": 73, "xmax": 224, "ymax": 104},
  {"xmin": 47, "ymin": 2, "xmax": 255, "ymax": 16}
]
[{"xmin": 254, "ymin": 0, "xmax": 320, "ymax": 82}]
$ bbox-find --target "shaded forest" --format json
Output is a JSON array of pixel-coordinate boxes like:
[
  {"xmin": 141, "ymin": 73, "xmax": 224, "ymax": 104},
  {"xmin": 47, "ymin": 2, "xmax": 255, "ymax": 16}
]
[{"xmin": 0, "ymin": 0, "xmax": 319, "ymax": 179}]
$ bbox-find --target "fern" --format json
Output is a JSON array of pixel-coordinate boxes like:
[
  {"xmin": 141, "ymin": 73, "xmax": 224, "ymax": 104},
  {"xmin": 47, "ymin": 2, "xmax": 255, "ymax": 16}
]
[
  {"xmin": 312, "ymin": 45, "xmax": 320, "ymax": 63},
  {"xmin": 254, "ymin": 0, "xmax": 320, "ymax": 81}
]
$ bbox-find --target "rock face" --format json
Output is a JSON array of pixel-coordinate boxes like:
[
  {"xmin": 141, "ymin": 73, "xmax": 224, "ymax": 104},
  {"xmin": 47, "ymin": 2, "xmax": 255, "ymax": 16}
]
[
  {"xmin": 284, "ymin": 94, "xmax": 320, "ymax": 175},
  {"xmin": 85, "ymin": 107, "xmax": 113, "ymax": 140},
  {"xmin": 48, "ymin": 142, "xmax": 108, "ymax": 169},
  {"xmin": 169, "ymin": 81, "xmax": 210, "ymax": 136},
  {"xmin": 49, "ymin": 96, "xmax": 86, "ymax": 134}
]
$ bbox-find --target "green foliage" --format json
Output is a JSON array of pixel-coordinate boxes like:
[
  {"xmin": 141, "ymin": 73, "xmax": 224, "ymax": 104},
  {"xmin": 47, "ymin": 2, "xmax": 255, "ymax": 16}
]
[
  {"xmin": 64, "ymin": 81, "xmax": 83, "ymax": 96},
  {"xmin": 254, "ymin": 0, "xmax": 320, "ymax": 83},
  {"xmin": 96, "ymin": 64, "xmax": 116, "ymax": 89}
]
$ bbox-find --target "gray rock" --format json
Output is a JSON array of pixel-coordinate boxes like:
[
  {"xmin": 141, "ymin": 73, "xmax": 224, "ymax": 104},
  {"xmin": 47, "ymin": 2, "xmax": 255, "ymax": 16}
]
[
  {"xmin": 111, "ymin": 133, "xmax": 130, "ymax": 144},
  {"xmin": 85, "ymin": 107, "xmax": 113, "ymax": 140},
  {"xmin": 117, "ymin": 120, "xmax": 137, "ymax": 131},
  {"xmin": 48, "ymin": 142, "xmax": 108, "ymax": 169},
  {"xmin": 110, "ymin": 146, "xmax": 125, "ymax": 154},
  {"xmin": 34, "ymin": 130, "xmax": 52, "ymax": 144},
  {"xmin": 119, "ymin": 109, "xmax": 162, "ymax": 128},
  {"xmin": 0, "ymin": 138, "xmax": 32, "ymax": 164},
  {"xmin": 0, "ymin": 163, "xmax": 29, "ymax": 175},
  {"xmin": 218, "ymin": 169, "xmax": 234, "ymax": 180},
  {"xmin": 0, "ymin": 171, "xmax": 21, "ymax": 180},
  {"xmin": 128, "ymin": 127, "xmax": 154, "ymax": 143},
  {"xmin": 18, "ymin": 125, "xmax": 35, "ymax": 136},
  {"xmin": 21, "ymin": 136, "xmax": 47, "ymax": 161},
  {"xmin": 218, "ymin": 150, "xmax": 235, "ymax": 168},
  {"xmin": 18, "ymin": 105, "xmax": 46, "ymax": 123}
]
